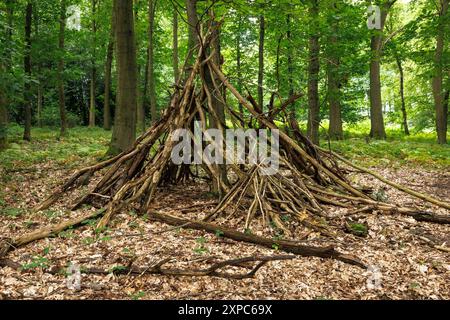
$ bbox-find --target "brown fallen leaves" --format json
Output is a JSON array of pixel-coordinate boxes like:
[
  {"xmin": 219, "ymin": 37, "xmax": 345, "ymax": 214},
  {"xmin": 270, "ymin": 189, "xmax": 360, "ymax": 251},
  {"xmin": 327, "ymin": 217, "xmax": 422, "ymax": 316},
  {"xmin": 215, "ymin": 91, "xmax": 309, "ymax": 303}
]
[{"xmin": 0, "ymin": 161, "xmax": 449, "ymax": 300}]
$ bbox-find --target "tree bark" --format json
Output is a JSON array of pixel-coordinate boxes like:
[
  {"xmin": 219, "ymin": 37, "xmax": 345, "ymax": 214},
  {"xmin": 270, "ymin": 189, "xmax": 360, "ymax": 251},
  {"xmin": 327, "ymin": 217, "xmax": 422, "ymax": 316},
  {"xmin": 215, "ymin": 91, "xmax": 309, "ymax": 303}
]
[
  {"xmin": 0, "ymin": 66, "xmax": 6, "ymax": 149},
  {"xmin": 327, "ymin": 7, "xmax": 343, "ymax": 140},
  {"xmin": 89, "ymin": 0, "xmax": 97, "ymax": 128},
  {"xmin": 108, "ymin": 0, "xmax": 137, "ymax": 154},
  {"xmin": 432, "ymin": 0, "xmax": 449, "ymax": 144},
  {"xmin": 395, "ymin": 55, "xmax": 409, "ymax": 135},
  {"xmin": 186, "ymin": 0, "xmax": 199, "ymax": 74},
  {"xmin": 0, "ymin": 1, "xmax": 13, "ymax": 149},
  {"xmin": 258, "ymin": 15, "xmax": 265, "ymax": 110},
  {"xmin": 369, "ymin": 1, "xmax": 394, "ymax": 140},
  {"xmin": 236, "ymin": 16, "xmax": 244, "ymax": 120},
  {"xmin": 306, "ymin": 0, "xmax": 320, "ymax": 145},
  {"xmin": 172, "ymin": 4, "xmax": 179, "ymax": 83},
  {"xmin": 58, "ymin": 0, "xmax": 67, "ymax": 136},
  {"xmin": 23, "ymin": 1, "xmax": 33, "ymax": 141},
  {"xmin": 287, "ymin": 14, "xmax": 295, "ymax": 121},
  {"xmin": 147, "ymin": 0, "xmax": 157, "ymax": 124},
  {"xmin": 103, "ymin": 19, "xmax": 114, "ymax": 131}
]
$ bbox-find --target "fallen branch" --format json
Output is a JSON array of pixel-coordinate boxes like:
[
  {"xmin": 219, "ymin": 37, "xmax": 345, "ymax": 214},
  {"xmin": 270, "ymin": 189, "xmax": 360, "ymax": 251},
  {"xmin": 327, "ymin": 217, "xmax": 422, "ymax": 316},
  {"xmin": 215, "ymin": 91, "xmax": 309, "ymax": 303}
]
[
  {"xmin": 0, "ymin": 255, "xmax": 297, "ymax": 280},
  {"xmin": 321, "ymin": 148, "xmax": 450, "ymax": 211},
  {"xmin": 150, "ymin": 211, "xmax": 366, "ymax": 268},
  {"xmin": 0, "ymin": 209, "xmax": 106, "ymax": 258}
]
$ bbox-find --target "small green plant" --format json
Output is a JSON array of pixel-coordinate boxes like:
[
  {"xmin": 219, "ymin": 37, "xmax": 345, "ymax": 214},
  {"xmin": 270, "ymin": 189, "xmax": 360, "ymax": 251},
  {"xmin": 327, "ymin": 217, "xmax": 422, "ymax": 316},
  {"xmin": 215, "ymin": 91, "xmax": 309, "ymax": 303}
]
[
  {"xmin": 58, "ymin": 229, "xmax": 74, "ymax": 239},
  {"xmin": 128, "ymin": 221, "xmax": 139, "ymax": 229},
  {"xmin": 24, "ymin": 220, "xmax": 37, "ymax": 228},
  {"xmin": 110, "ymin": 265, "xmax": 128, "ymax": 274},
  {"xmin": 130, "ymin": 291, "xmax": 146, "ymax": 300},
  {"xmin": 215, "ymin": 229, "xmax": 224, "ymax": 238},
  {"xmin": 42, "ymin": 246, "xmax": 51, "ymax": 256},
  {"xmin": 21, "ymin": 256, "xmax": 49, "ymax": 270},
  {"xmin": 272, "ymin": 243, "xmax": 280, "ymax": 251},
  {"xmin": 193, "ymin": 237, "xmax": 208, "ymax": 254},
  {"xmin": 82, "ymin": 237, "xmax": 95, "ymax": 245},
  {"xmin": 2, "ymin": 207, "xmax": 25, "ymax": 218},
  {"xmin": 99, "ymin": 235, "xmax": 112, "ymax": 242},
  {"xmin": 81, "ymin": 218, "xmax": 99, "ymax": 227},
  {"xmin": 44, "ymin": 210, "xmax": 59, "ymax": 219},
  {"xmin": 346, "ymin": 222, "xmax": 368, "ymax": 237}
]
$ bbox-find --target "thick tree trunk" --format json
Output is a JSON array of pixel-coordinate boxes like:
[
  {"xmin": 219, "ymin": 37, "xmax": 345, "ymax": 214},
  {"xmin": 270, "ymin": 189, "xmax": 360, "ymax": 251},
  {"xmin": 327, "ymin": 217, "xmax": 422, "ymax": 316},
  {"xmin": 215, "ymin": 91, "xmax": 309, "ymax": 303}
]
[
  {"xmin": 369, "ymin": 2, "xmax": 394, "ymax": 140},
  {"xmin": 186, "ymin": 0, "xmax": 199, "ymax": 72},
  {"xmin": 23, "ymin": 2, "xmax": 33, "ymax": 141},
  {"xmin": 103, "ymin": 24, "xmax": 114, "ymax": 131},
  {"xmin": 306, "ymin": 0, "xmax": 320, "ymax": 145},
  {"xmin": 395, "ymin": 55, "xmax": 409, "ymax": 135},
  {"xmin": 108, "ymin": 0, "xmax": 137, "ymax": 154},
  {"xmin": 258, "ymin": 15, "xmax": 265, "ymax": 110},
  {"xmin": 89, "ymin": 0, "xmax": 97, "ymax": 128},
  {"xmin": 58, "ymin": 0, "xmax": 67, "ymax": 136},
  {"xmin": 147, "ymin": 0, "xmax": 157, "ymax": 124},
  {"xmin": 432, "ymin": 0, "xmax": 449, "ymax": 144},
  {"xmin": 172, "ymin": 5, "xmax": 179, "ymax": 83}
]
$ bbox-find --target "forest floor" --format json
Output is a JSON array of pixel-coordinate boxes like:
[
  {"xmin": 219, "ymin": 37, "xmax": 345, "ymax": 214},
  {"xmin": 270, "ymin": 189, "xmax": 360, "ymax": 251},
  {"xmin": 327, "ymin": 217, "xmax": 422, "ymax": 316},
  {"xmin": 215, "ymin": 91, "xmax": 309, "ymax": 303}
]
[{"xmin": 0, "ymin": 126, "xmax": 449, "ymax": 300}]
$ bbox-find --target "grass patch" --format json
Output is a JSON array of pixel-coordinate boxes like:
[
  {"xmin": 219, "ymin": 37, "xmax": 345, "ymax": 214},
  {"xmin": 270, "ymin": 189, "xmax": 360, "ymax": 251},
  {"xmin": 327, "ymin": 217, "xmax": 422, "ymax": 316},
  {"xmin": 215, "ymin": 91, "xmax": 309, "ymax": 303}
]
[{"xmin": 0, "ymin": 125, "xmax": 111, "ymax": 171}]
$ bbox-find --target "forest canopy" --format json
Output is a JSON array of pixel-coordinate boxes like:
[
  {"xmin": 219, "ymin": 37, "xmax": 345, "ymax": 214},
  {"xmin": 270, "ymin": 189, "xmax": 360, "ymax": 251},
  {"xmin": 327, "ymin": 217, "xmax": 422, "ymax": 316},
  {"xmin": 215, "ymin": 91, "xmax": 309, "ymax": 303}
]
[{"xmin": 0, "ymin": 0, "xmax": 448, "ymax": 149}]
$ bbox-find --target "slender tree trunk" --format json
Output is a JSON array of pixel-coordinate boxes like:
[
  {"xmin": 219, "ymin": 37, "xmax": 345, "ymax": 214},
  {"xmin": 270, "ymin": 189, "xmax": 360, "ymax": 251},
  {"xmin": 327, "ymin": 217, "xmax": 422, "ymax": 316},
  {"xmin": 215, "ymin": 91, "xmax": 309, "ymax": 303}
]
[
  {"xmin": 306, "ymin": 0, "xmax": 320, "ymax": 145},
  {"xmin": 58, "ymin": 0, "xmax": 67, "ymax": 136},
  {"xmin": 108, "ymin": 0, "xmax": 137, "ymax": 154},
  {"xmin": 103, "ymin": 20, "xmax": 114, "ymax": 131},
  {"xmin": 0, "ymin": 61, "xmax": 6, "ymax": 149},
  {"xmin": 0, "ymin": 91, "xmax": 6, "ymax": 150},
  {"xmin": 258, "ymin": 15, "xmax": 265, "ymax": 109},
  {"xmin": 369, "ymin": 2, "xmax": 394, "ymax": 140},
  {"xmin": 236, "ymin": 17, "xmax": 243, "ymax": 120},
  {"xmin": 287, "ymin": 14, "xmax": 295, "ymax": 121},
  {"xmin": 395, "ymin": 55, "xmax": 409, "ymax": 135},
  {"xmin": 89, "ymin": 0, "xmax": 97, "ymax": 128},
  {"xmin": 327, "ymin": 7, "xmax": 343, "ymax": 140},
  {"xmin": 432, "ymin": 0, "xmax": 449, "ymax": 144},
  {"xmin": 37, "ymin": 85, "xmax": 43, "ymax": 128},
  {"xmin": 34, "ymin": 3, "xmax": 42, "ymax": 128},
  {"xmin": 275, "ymin": 35, "xmax": 282, "ymax": 93},
  {"xmin": 134, "ymin": 0, "xmax": 145, "ymax": 133},
  {"xmin": 147, "ymin": 0, "xmax": 157, "ymax": 124},
  {"xmin": 1, "ymin": 0, "xmax": 13, "ymax": 148},
  {"xmin": 443, "ymin": 89, "xmax": 449, "ymax": 134},
  {"xmin": 23, "ymin": 1, "xmax": 33, "ymax": 141},
  {"xmin": 172, "ymin": 5, "xmax": 179, "ymax": 83}
]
